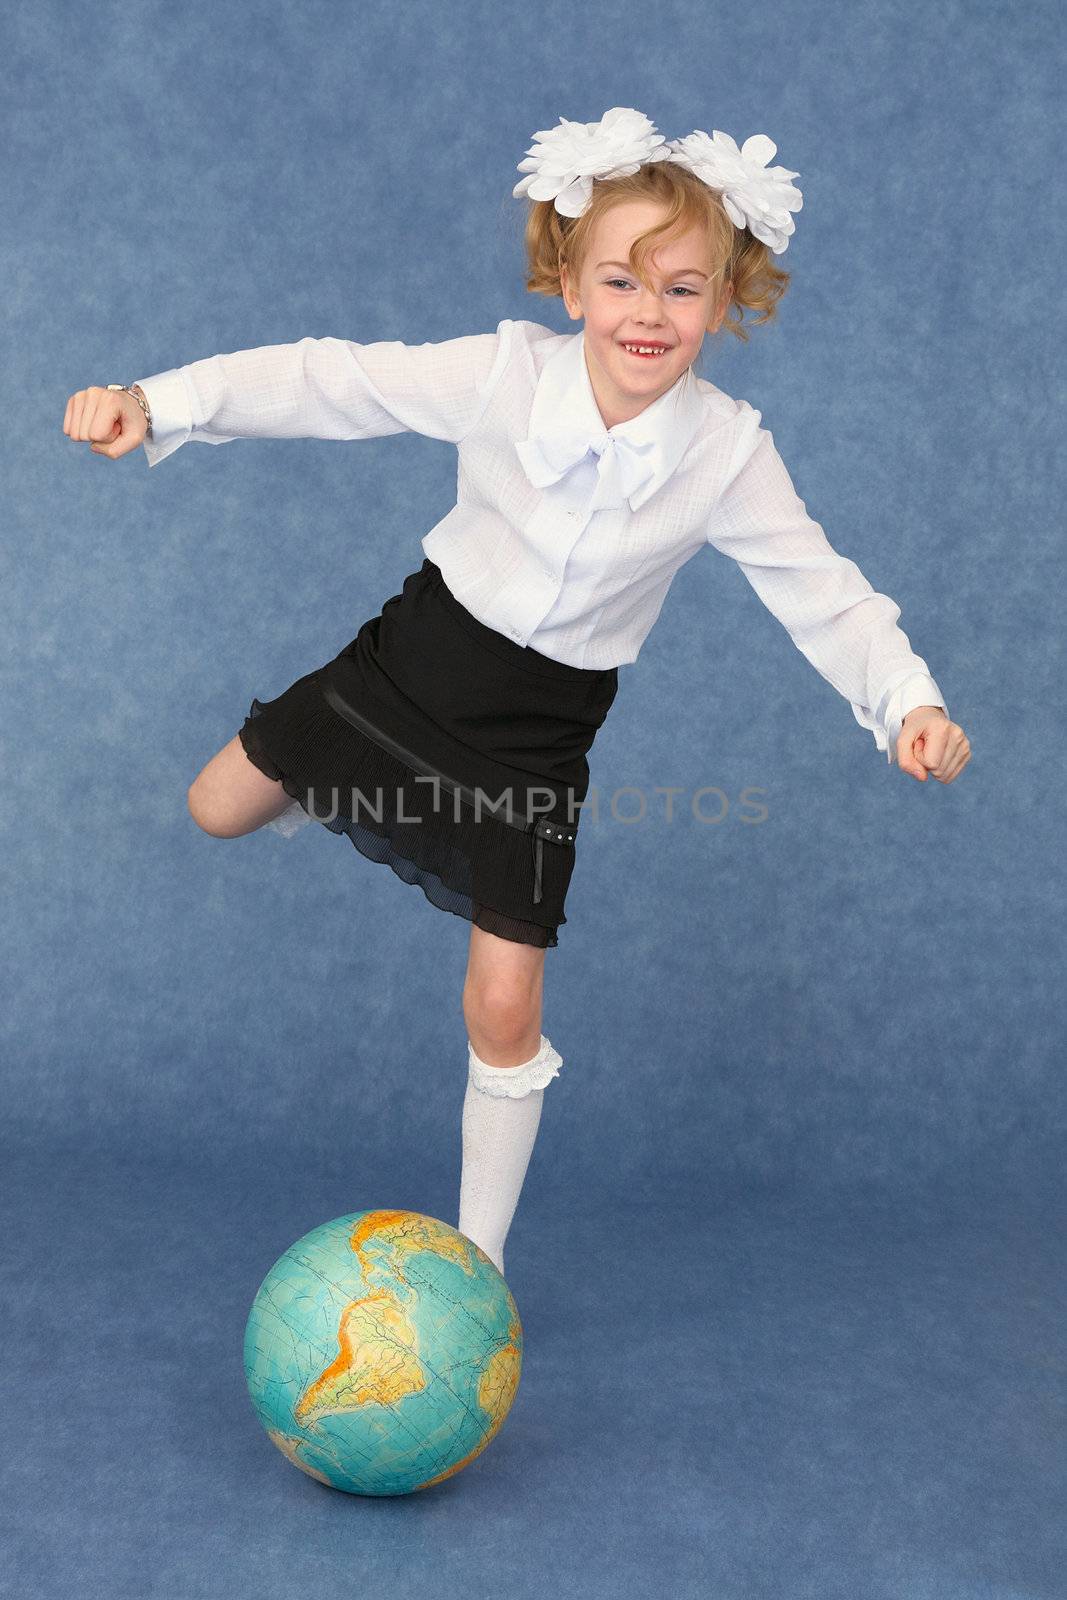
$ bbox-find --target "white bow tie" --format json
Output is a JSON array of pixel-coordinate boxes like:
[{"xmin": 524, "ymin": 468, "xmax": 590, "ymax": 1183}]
[{"xmin": 515, "ymin": 425, "xmax": 658, "ymax": 510}]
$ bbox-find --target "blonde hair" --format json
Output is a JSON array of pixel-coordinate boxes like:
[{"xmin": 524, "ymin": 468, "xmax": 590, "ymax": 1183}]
[{"xmin": 513, "ymin": 159, "xmax": 790, "ymax": 344}]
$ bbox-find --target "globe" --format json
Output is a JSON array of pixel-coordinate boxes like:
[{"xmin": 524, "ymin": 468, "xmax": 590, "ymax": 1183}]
[{"xmin": 242, "ymin": 1209, "xmax": 523, "ymax": 1496}]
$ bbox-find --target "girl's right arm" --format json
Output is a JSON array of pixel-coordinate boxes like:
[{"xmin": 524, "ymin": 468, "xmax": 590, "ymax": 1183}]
[{"xmin": 62, "ymin": 324, "xmax": 514, "ymax": 468}]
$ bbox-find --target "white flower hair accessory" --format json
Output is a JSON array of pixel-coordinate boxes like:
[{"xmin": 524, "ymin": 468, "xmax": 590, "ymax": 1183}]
[
  {"xmin": 665, "ymin": 129, "xmax": 803, "ymax": 255},
  {"xmin": 512, "ymin": 105, "xmax": 670, "ymax": 218},
  {"xmin": 513, "ymin": 109, "xmax": 803, "ymax": 254}
]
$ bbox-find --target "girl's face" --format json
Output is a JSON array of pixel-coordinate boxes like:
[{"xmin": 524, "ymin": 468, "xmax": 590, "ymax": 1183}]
[{"xmin": 559, "ymin": 199, "xmax": 731, "ymax": 429}]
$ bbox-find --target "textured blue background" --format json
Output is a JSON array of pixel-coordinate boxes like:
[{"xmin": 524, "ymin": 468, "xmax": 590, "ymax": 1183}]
[{"xmin": 4, "ymin": 0, "xmax": 1064, "ymax": 1595}]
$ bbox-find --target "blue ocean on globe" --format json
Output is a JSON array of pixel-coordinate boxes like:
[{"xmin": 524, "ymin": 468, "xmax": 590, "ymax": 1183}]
[{"xmin": 243, "ymin": 1209, "xmax": 523, "ymax": 1496}]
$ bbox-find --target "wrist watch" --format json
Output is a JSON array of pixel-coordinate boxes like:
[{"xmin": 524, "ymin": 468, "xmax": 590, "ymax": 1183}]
[{"xmin": 106, "ymin": 383, "xmax": 152, "ymax": 436}]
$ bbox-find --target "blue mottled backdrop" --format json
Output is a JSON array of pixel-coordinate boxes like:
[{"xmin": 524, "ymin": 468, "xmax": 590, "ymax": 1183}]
[{"xmin": 3, "ymin": 1, "xmax": 1063, "ymax": 1595}]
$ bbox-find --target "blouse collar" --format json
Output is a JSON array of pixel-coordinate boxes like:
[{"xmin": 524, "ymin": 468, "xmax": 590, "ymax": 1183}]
[{"xmin": 515, "ymin": 327, "xmax": 706, "ymax": 513}]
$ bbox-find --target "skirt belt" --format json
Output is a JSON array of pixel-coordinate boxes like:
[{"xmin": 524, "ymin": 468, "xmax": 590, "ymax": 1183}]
[{"xmin": 316, "ymin": 675, "xmax": 576, "ymax": 905}]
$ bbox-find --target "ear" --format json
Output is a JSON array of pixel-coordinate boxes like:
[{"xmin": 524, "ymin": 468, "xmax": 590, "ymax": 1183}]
[
  {"xmin": 709, "ymin": 282, "xmax": 733, "ymax": 334},
  {"xmin": 560, "ymin": 262, "xmax": 581, "ymax": 320}
]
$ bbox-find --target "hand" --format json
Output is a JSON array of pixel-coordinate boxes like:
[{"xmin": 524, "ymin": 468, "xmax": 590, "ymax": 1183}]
[
  {"xmin": 895, "ymin": 706, "xmax": 971, "ymax": 784},
  {"xmin": 62, "ymin": 385, "xmax": 147, "ymax": 460}
]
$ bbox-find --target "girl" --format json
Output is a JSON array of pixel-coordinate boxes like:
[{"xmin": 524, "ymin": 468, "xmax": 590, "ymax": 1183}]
[{"xmin": 61, "ymin": 106, "xmax": 971, "ymax": 1278}]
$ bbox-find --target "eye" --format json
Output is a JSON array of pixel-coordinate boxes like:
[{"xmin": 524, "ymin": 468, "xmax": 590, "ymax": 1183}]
[{"xmin": 605, "ymin": 279, "xmax": 697, "ymax": 297}]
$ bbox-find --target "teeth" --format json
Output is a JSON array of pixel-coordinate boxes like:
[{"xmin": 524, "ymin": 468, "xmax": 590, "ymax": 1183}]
[{"xmin": 624, "ymin": 345, "xmax": 666, "ymax": 355}]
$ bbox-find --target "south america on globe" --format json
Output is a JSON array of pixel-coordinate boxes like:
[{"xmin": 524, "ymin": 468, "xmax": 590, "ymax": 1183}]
[{"xmin": 243, "ymin": 1210, "xmax": 523, "ymax": 1496}]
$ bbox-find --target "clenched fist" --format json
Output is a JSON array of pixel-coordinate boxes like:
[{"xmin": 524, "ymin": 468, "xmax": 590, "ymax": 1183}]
[
  {"xmin": 63, "ymin": 385, "xmax": 149, "ymax": 460},
  {"xmin": 896, "ymin": 706, "xmax": 971, "ymax": 784}
]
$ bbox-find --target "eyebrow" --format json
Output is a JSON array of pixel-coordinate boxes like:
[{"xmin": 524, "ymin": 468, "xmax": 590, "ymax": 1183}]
[{"xmin": 596, "ymin": 260, "xmax": 709, "ymax": 280}]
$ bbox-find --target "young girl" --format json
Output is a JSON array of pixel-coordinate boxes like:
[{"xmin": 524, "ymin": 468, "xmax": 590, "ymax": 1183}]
[{"xmin": 62, "ymin": 106, "xmax": 971, "ymax": 1278}]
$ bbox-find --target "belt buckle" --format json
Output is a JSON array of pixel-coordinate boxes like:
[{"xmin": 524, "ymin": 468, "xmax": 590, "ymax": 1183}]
[
  {"xmin": 529, "ymin": 814, "xmax": 575, "ymax": 907},
  {"xmin": 532, "ymin": 815, "xmax": 575, "ymax": 847}
]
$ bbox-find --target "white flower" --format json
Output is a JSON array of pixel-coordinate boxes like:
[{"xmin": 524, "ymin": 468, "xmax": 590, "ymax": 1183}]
[
  {"xmin": 512, "ymin": 105, "xmax": 670, "ymax": 218},
  {"xmin": 666, "ymin": 129, "xmax": 803, "ymax": 255}
]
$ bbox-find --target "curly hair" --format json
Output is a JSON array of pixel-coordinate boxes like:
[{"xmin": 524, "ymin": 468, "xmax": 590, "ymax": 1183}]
[{"xmin": 513, "ymin": 159, "xmax": 790, "ymax": 344}]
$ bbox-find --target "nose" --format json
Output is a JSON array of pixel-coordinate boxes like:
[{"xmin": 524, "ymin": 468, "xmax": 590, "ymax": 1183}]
[{"xmin": 632, "ymin": 283, "xmax": 669, "ymax": 326}]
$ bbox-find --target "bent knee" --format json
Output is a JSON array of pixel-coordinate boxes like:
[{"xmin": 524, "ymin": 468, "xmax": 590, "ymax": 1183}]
[
  {"xmin": 187, "ymin": 783, "xmax": 230, "ymax": 837},
  {"xmin": 186, "ymin": 779, "xmax": 249, "ymax": 838},
  {"xmin": 463, "ymin": 977, "xmax": 541, "ymax": 1051}
]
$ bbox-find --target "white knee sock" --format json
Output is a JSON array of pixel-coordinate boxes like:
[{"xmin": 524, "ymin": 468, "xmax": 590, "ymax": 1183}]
[{"xmin": 458, "ymin": 1033, "xmax": 563, "ymax": 1277}]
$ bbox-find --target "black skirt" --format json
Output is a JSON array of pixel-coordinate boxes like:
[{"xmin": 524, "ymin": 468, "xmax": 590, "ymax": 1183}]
[{"xmin": 236, "ymin": 558, "xmax": 620, "ymax": 948}]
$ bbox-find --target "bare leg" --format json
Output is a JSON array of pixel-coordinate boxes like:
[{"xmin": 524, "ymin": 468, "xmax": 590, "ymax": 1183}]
[
  {"xmin": 187, "ymin": 735, "xmax": 298, "ymax": 837},
  {"xmin": 462, "ymin": 922, "xmax": 546, "ymax": 1066}
]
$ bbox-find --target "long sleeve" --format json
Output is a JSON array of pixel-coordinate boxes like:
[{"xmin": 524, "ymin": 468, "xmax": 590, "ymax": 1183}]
[
  {"xmin": 132, "ymin": 318, "xmax": 514, "ymax": 470},
  {"xmin": 706, "ymin": 407, "xmax": 947, "ymax": 765}
]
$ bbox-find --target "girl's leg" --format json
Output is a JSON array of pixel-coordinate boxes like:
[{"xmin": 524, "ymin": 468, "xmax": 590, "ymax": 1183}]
[
  {"xmin": 463, "ymin": 921, "xmax": 546, "ymax": 1067},
  {"xmin": 187, "ymin": 735, "xmax": 297, "ymax": 837},
  {"xmin": 459, "ymin": 924, "xmax": 564, "ymax": 1275}
]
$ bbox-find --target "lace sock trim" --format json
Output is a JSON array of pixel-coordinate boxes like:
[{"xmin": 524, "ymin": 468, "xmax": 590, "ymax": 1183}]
[{"xmin": 467, "ymin": 1033, "xmax": 563, "ymax": 1098}]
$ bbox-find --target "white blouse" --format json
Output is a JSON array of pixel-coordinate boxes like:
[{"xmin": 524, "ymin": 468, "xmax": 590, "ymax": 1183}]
[{"xmin": 135, "ymin": 316, "xmax": 946, "ymax": 765}]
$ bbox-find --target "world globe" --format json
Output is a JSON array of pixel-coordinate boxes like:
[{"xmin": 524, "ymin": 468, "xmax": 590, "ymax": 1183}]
[{"xmin": 242, "ymin": 1209, "xmax": 523, "ymax": 1496}]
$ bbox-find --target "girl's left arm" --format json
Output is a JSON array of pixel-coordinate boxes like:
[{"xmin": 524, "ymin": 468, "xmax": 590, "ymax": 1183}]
[{"xmin": 705, "ymin": 410, "xmax": 971, "ymax": 784}]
